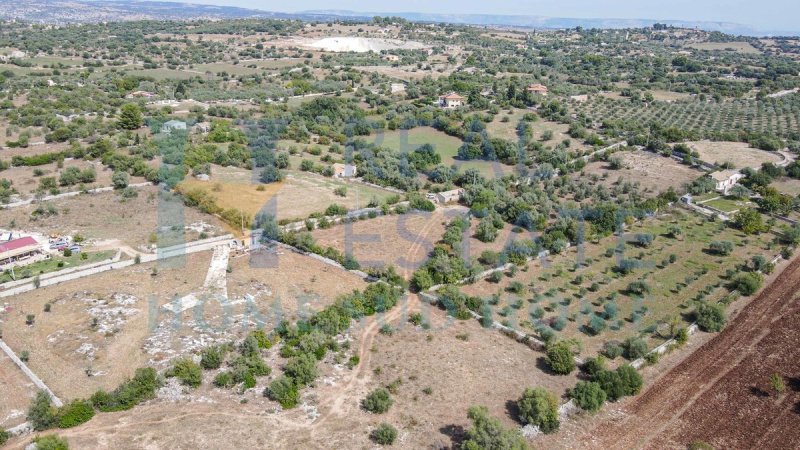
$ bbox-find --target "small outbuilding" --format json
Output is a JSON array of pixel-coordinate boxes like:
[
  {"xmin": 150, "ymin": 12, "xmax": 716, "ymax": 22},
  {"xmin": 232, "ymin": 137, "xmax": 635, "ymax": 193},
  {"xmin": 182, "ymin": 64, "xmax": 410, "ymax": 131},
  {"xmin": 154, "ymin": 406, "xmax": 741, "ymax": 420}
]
[{"xmin": 333, "ymin": 163, "xmax": 357, "ymax": 178}]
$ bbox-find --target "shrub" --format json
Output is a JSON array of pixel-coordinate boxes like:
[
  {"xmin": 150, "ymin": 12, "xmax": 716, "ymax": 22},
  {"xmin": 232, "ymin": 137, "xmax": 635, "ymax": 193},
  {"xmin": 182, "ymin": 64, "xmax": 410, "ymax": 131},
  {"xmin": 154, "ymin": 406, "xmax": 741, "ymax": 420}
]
[
  {"xmin": 708, "ymin": 240, "xmax": 734, "ymax": 256},
  {"xmin": 582, "ymin": 356, "xmax": 607, "ymax": 378},
  {"xmin": 213, "ymin": 372, "xmax": 235, "ymax": 388},
  {"xmin": 361, "ymin": 388, "xmax": 393, "ymax": 414},
  {"xmin": 603, "ymin": 341, "xmax": 623, "ymax": 359},
  {"xmin": 250, "ymin": 329, "xmax": 273, "ymax": 349},
  {"xmin": 264, "ymin": 376, "xmax": 299, "ymax": 409},
  {"xmin": 56, "ymin": 400, "xmax": 94, "ymax": 428},
  {"xmin": 546, "ymin": 341, "xmax": 576, "ymax": 375},
  {"xmin": 370, "ymin": 423, "xmax": 398, "ymax": 445},
  {"xmin": 32, "ymin": 434, "xmax": 70, "ymax": 450},
  {"xmin": 200, "ymin": 346, "xmax": 224, "ymax": 369},
  {"xmin": 623, "ymin": 337, "xmax": 648, "ymax": 360},
  {"xmin": 0, "ymin": 430, "xmax": 8, "ymax": 446},
  {"xmin": 461, "ymin": 406, "xmax": 529, "ymax": 450},
  {"xmin": 627, "ymin": 280, "xmax": 650, "ymax": 295},
  {"xmin": 586, "ymin": 314, "xmax": 606, "ymax": 335},
  {"xmin": 694, "ymin": 302, "xmax": 726, "ymax": 332},
  {"xmin": 239, "ymin": 335, "xmax": 260, "ymax": 357},
  {"xmin": 570, "ymin": 381, "xmax": 607, "ymax": 412},
  {"xmin": 517, "ymin": 387, "xmax": 560, "ymax": 433},
  {"xmin": 551, "ymin": 316, "xmax": 567, "ymax": 331},
  {"xmin": 165, "ymin": 359, "xmax": 202, "ymax": 388}
]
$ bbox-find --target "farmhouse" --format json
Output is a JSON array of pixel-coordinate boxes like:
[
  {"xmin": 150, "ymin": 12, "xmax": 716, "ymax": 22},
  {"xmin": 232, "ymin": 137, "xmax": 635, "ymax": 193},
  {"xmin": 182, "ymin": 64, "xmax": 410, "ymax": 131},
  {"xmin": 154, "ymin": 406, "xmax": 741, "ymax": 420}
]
[
  {"xmin": 434, "ymin": 188, "xmax": 464, "ymax": 204},
  {"xmin": 438, "ymin": 92, "xmax": 466, "ymax": 109},
  {"xmin": 0, "ymin": 236, "xmax": 42, "ymax": 266},
  {"xmin": 333, "ymin": 163, "xmax": 357, "ymax": 178},
  {"xmin": 126, "ymin": 91, "xmax": 156, "ymax": 99},
  {"xmin": 526, "ymin": 83, "xmax": 549, "ymax": 95},
  {"xmin": 162, "ymin": 120, "xmax": 187, "ymax": 134},
  {"xmin": 709, "ymin": 169, "xmax": 745, "ymax": 194},
  {"xmin": 390, "ymin": 83, "xmax": 406, "ymax": 94}
]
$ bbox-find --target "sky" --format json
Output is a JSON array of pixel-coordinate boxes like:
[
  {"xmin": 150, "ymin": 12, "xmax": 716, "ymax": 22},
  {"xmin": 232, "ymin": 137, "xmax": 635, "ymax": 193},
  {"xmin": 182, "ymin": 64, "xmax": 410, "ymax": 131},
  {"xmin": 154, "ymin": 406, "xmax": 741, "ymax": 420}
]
[{"xmin": 170, "ymin": 0, "xmax": 795, "ymax": 32}]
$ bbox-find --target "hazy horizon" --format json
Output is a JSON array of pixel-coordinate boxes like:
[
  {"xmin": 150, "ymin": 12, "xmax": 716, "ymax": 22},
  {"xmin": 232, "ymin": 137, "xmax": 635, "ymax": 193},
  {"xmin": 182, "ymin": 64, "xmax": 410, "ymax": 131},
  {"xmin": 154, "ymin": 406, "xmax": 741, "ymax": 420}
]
[{"xmin": 132, "ymin": 0, "xmax": 797, "ymax": 33}]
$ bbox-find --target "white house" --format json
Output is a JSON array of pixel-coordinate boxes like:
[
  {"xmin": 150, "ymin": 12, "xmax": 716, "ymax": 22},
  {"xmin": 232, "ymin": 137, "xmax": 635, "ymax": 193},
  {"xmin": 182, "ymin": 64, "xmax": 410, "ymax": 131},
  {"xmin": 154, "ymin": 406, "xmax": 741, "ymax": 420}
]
[
  {"xmin": 710, "ymin": 170, "xmax": 745, "ymax": 195},
  {"xmin": 438, "ymin": 92, "xmax": 466, "ymax": 109},
  {"xmin": 390, "ymin": 83, "xmax": 406, "ymax": 94},
  {"xmin": 162, "ymin": 120, "xmax": 187, "ymax": 134},
  {"xmin": 333, "ymin": 163, "xmax": 357, "ymax": 178},
  {"xmin": 434, "ymin": 188, "xmax": 464, "ymax": 204}
]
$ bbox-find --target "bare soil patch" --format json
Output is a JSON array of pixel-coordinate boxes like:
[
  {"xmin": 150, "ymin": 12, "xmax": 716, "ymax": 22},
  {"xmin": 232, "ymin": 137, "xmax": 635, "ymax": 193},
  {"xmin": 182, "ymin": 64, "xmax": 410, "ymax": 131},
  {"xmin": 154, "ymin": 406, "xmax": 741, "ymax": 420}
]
[
  {"xmin": 0, "ymin": 351, "xmax": 36, "ymax": 429},
  {"xmin": 582, "ymin": 151, "xmax": 701, "ymax": 193},
  {"xmin": 310, "ymin": 207, "xmax": 462, "ymax": 276},
  {"xmin": 687, "ymin": 140, "xmax": 781, "ymax": 170}
]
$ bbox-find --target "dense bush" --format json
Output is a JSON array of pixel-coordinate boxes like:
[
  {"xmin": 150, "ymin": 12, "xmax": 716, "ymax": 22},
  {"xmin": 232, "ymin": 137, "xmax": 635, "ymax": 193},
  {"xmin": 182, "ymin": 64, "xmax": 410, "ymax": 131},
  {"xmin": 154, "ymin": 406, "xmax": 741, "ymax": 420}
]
[
  {"xmin": 165, "ymin": 359, "xmax": 203, "ymax": 388},
  {"xmin": 361, "ymin": 388, "xmax": 393, "ymax": 414},
  {"xmin": 729, "ymin": 272, "xmax": 763, "ymax": 296},
  {"xmin": 694, "ymin": 302, "xmax": 727, "ymax": 332},
  {"xmin": 32, "ymin": 434, "xmax": 70, "ymax": 450},
  {"xmin": 461, "ymin": 406, "xmax": 529, "ymax": 450},
  {"xmin": 200, "ymin": 346, "xmax": 224, "ymax": 369},
  {"xmin": 569, "ymin": 381, "xmax": 607, "ymax": 412},
  {"xmin": 623, "ymin": 337, "xmax": 648, "ymax": 360},
  {"xmin": 708, "ymin": 240, "xmax": 734, "ymax": 256},
  {"xmin": 264, "ymin": 375, "xmax": 299, "ymax": 409},
  {"xmin": 57, "ymin": 400, "xmax": 95, "ymax": 428},
  {"xmin": 90, "ymin": 367, "xmax": 160, "ymax": 412},
  {"xmin": 517, "ymin": 387, "xmax": 560, "ymax": 433},
  {"xmin": 594, "ymin": 365, "xmax": 643, "ymax": 401},
  {"xmin": 370, "ymin": 423, "xmax": 398, "ymax": 445},
  {"xmin": 545, "ymin": 341, "xmax": 576, "ymax": 375},
  {"xmin": 284, "ymin": 353, "xmax": 318, "ymax": 386}
]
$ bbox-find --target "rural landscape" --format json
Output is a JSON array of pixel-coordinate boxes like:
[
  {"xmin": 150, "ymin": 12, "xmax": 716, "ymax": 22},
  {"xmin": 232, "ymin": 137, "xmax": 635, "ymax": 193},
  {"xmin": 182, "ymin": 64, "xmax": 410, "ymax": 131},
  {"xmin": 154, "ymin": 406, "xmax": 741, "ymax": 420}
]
[{"xmin": 0, "ymin": 1, "xmax": 799, "ymax": 448}]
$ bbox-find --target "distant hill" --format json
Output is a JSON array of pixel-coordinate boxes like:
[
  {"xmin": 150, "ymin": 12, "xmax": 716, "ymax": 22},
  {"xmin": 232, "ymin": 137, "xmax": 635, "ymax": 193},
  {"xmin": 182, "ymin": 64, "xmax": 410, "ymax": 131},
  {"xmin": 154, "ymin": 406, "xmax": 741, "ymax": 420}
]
[{"xmin": 0, "ymin": 0, "xmax": 793, "ymax": 36}]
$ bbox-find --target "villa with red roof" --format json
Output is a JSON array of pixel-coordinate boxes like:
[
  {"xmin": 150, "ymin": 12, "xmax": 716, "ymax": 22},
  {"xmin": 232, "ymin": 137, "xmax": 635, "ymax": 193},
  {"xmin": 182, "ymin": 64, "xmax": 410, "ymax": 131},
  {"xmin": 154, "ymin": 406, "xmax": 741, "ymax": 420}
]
[
  {"xmin": 438, "ymin": 92, "xmax": 466, "ymax": 109},
  {"xmin": 0, "ymin": 236, "xmax": 42, "ymax": 266}
]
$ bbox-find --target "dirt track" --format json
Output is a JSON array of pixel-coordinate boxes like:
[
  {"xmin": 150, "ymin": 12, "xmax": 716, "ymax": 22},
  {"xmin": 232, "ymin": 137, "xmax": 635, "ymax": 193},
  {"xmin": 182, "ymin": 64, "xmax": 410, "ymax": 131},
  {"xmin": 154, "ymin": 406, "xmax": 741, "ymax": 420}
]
[{"xmin": 582, "ymin": 255, "xmax": 800, "ymax": 449}]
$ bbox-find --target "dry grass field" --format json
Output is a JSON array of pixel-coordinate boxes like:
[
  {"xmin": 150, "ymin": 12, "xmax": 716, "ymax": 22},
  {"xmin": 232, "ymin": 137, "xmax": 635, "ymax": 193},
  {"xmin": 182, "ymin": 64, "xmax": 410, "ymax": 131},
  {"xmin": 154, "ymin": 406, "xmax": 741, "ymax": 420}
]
[
  {"xmin": 581, "ymin": 151, "xmax": 702, "ymax": 193},
  {"xmin": 687, "ymin": 140, "xmax": 782, "ymax": 169},
  {"xmin": 310, "ymin": 207, "xmax": 463, "ymax": 275},
  {"xmin": 0, "ymin": 352, "xmax": 37, "ymax": 429},
  {"xmin": 1, "ymin": 185, "xmax": 226, "ymax": 248},
  {"xmin": 225, "ymin": 248, "xmax": 369, "ymax": 325},
  {"xmin": 178, "ymin": 165, "xmax": 397, "ymax": 223}
]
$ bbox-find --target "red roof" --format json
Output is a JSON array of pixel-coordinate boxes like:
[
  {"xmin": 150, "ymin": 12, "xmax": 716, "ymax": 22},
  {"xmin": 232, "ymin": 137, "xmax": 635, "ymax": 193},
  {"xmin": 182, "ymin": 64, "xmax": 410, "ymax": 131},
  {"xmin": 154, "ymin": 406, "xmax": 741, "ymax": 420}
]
[
  {"xmin": 0, "ymin": 236, "xmax": 38, "ymax": 254},
  {"xmin": 441, "ymin": 93, "xmax": 465, "ymax": 100}
]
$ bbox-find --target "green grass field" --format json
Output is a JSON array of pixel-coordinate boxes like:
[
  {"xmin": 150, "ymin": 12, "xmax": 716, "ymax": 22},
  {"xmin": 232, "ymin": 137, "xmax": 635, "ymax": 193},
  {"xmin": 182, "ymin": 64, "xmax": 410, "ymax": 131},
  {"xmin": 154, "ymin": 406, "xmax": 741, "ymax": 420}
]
[{"xmin": 1, "ymin": 250, "xmax": 116, "ymax": 283}]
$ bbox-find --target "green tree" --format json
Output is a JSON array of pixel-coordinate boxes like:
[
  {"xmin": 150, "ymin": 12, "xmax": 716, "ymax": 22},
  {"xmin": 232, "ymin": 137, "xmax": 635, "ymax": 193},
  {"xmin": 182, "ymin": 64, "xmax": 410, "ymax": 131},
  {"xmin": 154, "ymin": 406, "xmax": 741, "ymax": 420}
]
[
  {"xmin": 732, "ymin": 208, "xmax": 766, "ymax": 235},
  {"xmin": 517, "ymin": 387, "xmax": 560, "ymax": 433},
  {"xmin": 118, "ymin": 104, "xmax": 143, "ymax": 130},
  {"xmin": 461, "ymin": 406, "xmax": 529, "ymax": 450},
  {"xmin": 165, "ymin": 359, "xmax": 202, "ymax": 388},
  {"xmin": 27, "ymin": 390, "xmax": 57, "ymax": 431}
]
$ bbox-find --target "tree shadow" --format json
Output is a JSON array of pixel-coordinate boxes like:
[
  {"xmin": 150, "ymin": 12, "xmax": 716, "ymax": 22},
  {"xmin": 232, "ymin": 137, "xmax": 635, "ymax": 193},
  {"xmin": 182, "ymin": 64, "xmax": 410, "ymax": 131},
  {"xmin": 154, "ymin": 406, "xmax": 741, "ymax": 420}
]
[
  {"xmin": 535, "ymin": 356, "xmax": 557, "ymax": 375},
  {"xmin": 439, "ymin": 424, "xmax": 466, "ymax": 450},
  {"xmin": 787, "ymin": 377, "xmax": 800, "ymax": 392},
  {"xmin": 505, "ymin": 399, "xmax": 522, "ymax": 423},
  {"xmin": 749, "ymin": 386, "xmax": 770, "ymax": 398}
]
